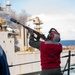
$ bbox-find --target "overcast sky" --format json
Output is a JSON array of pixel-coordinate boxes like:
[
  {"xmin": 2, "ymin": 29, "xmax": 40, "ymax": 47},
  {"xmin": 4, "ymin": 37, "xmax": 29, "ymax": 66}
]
[
  {"xmin": 1, "ymin": 0, "xmax": 75, "ymax": 15},
  {"xmin": 1, "ymin": 0, "xmax": 75, "ymax": 40}
]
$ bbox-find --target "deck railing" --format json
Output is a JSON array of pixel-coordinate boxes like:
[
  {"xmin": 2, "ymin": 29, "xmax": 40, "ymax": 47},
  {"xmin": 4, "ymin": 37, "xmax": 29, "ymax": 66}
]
[
  {"xmin": 9, "ymin": 51, "xmax": 75, "ymax": 75},
  {"xmin": 61, "ymin": 51, "xmax": 75, "ymax": 75}
]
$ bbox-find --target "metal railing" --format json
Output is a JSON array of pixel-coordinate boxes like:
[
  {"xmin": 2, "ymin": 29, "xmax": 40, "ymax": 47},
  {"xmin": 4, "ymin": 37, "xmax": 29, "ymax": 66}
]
[
  {"xmin": 61, "ymin": 51, "xmax": 75, "ymax": 75},
  {"xmin": 8, "ymin": 51, "xmax": 75, "ymax": 75}
]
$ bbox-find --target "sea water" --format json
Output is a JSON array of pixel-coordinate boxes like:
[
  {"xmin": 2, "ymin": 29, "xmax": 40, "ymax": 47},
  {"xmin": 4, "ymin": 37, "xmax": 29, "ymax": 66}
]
[{"xmin": 60, "ymin": 40, "xmax": 75, "ymax": 46}]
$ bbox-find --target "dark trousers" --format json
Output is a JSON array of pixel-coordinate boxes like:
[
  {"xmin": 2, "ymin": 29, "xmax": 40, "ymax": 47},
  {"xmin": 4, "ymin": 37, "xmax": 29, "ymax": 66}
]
[{"xmin": 40, "ymin": 68, "xmax": 62, "ymax": 75}]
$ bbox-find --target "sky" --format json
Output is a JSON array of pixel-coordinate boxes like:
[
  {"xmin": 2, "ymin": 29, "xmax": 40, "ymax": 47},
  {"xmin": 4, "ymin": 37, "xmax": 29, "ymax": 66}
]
[
  {"xmin": 1, "ymin": 0, "xmax": 75, "ymax": 15},
  {"xmin": 1, "ymin": 0, "xmax": 75, "ymax": 40}
]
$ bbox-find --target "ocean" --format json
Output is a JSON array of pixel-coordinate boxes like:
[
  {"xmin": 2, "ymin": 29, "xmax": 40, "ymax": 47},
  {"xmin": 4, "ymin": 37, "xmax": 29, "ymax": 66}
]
[{"xmin": 60, "ymin": 40, "xmax": 75, "ymax": 46}]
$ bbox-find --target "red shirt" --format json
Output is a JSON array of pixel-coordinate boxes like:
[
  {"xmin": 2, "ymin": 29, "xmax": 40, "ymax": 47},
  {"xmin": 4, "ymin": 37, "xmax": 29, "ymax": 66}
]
[{"xmin": 40, "ymin": 42, "xmax": 62, "ymax": 69}]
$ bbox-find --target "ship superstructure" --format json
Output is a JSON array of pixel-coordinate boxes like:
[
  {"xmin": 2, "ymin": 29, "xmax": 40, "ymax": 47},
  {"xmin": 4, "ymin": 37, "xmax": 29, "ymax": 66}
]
[{"xmin": 0, "ymin": 2, "xmax": 42, "ymax": 75}]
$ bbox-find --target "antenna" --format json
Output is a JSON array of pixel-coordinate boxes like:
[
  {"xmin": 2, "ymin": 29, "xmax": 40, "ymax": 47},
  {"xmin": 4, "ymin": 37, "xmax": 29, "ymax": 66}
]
[{"xmin": 6, "ymin": 1, "xmax": 11, "ymax": 11}]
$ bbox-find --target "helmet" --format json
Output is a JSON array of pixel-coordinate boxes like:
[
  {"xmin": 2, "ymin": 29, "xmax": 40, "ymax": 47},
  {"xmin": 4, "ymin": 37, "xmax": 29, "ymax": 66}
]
[{"xmin": 47, "ymin": 28, "xmax": 60, "ymax": 42}]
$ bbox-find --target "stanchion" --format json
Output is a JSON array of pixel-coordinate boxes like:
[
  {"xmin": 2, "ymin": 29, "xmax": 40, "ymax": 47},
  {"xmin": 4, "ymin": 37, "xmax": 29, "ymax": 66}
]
[
  {"xmin": 62, "ymin": 50, "xmax": 71, "ymax": 75},
  {"xmin": 68, "ymin": 51, "xmax": 71, "ymax": 75}
]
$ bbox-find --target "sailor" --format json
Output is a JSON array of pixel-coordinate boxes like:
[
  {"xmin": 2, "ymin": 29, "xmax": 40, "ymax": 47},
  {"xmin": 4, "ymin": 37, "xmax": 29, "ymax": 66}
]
[
  {"xmin": 29, "ymin": 28, "xmax": 62, "ymax": 75},
  {"xmin": 0, "ymin": 46, "xmax": 10, "ymax": 75}
]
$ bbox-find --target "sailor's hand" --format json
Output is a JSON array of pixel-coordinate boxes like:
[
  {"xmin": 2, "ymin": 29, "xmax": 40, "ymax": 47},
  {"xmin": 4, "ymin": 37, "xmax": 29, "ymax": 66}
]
[{"xmin": 28, "ymin": 29, "xmax": 34, "ymax": 35}]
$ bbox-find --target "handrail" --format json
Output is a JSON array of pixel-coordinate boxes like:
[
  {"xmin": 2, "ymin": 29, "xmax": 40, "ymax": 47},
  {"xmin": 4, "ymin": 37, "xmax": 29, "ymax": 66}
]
[
  {"xmin": 8, "ymin": 51, "xmax": 75, "ymax": 75},
  {"xmin": 61, "ymin": 51, "xmax": 75, "ymax": 75},
  {"xmin": 9, "ymin": 60, "xmax": 40, "ymax": 67}
]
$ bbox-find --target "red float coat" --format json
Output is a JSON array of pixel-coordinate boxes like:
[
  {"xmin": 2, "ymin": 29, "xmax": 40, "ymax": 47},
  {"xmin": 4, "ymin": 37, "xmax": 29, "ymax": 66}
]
[{"xmin": 40, "ymin": 42, "xmax": 62, "ymax": 69}]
